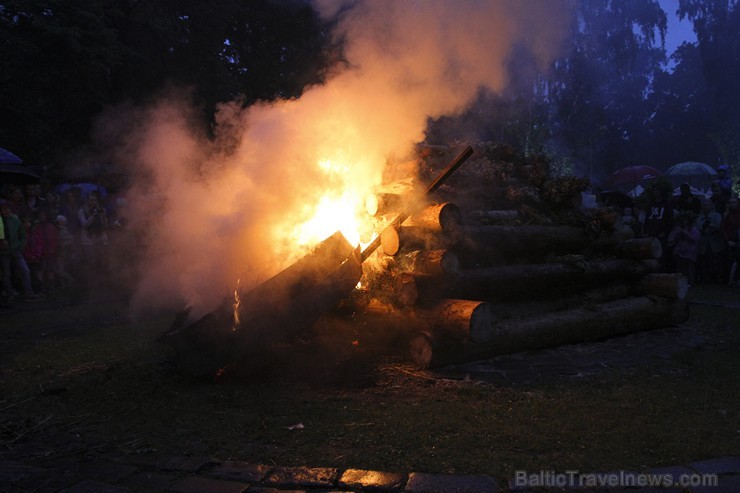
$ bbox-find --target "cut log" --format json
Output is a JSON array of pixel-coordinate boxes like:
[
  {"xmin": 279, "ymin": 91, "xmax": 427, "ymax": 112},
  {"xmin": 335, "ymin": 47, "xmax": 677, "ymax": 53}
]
[
  {"xmin": 617, "ymin": 237, "xmax": 663, "ymax": 260},
  {"xmin": 394, "ymin": 249, "xmax": 461, "ymax": 276},
  {"xmin": 165, "ymin": 232, "xmax": 363, "ymax": 377},
  {"xmin": 403, "ymin": 203, "xmax": 462, "ymax": 233},
  {"xmin": 361, "ymin": 146, "xmax": 474, "ymax": 262},
  {"xmin": 380, "ymin": 225, "xmax": 455, "ymax": 256},
  {"xmin": 410, "ymin": 296, "xmax": 690, "ymax": 368},
  {"xmin": 393, "ymin": 272, "xmax": 419, "ymax": 307},
  {"xmin": 416, "ymin": 299, "xmax": 494, "ymax": 337},
  {"xmin": 412, "ymin": 259, "xmax": 652, "ymax": 301},
  {"xmin": 466, "ymin": 210, "xmax": 520, "ymax": 224},
  {"xmin": 638, "ymin": 273, "xmax": 689, "ymax": 300},
  {"xmin": 459, "ymin": 225, "xmax": 605, "ymax": 261},
  {"xmin": 462, "ymin": 224, "xmax": 585, "ymax": 247}
]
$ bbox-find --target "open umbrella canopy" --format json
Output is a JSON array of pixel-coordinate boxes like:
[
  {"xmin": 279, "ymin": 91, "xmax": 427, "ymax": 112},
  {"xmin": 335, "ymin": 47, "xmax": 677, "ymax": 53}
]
[
  {"xmin": 665, "ymin": 161, "xmax": 717, "ymax": 177},
  {"xmin": 610, "ymin": 165, "xmax": 664, "ymax": 186},
  {"xmin": 664, "ymin": 161, "xmax": 717, "ymax": 191},
  {"xmin": 0, "ymin": 163, "xmax": 40, "ymax": 185},
  {"xmin": 0, "ymin": 147, "xmax": 23, "ymax": 164}
]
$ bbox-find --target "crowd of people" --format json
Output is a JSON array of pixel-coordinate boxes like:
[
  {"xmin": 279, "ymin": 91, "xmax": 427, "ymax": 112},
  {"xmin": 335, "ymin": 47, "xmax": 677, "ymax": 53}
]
[
  {"xmin": 620, "ymin": 168, "xmax": 740, "ymax": 287},
  {"xmin": 0, "ymin": 181, "xmax": 129, "ymax": 306}
]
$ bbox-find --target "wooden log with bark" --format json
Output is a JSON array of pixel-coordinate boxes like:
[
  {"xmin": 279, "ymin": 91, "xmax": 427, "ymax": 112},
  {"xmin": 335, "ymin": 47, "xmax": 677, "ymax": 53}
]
[
  {"xmin": 638, "ymin": 273, "xmax": 689, "ymax": 300},
  {"xmin": 410, "ymin": 258, "xmax": 652, "ymax": 301},
  {"xmin": 415, "ymin": 299, "xmax": 494, "ymax": 337},
  {"xmin": 617, "ymin": 237, "xmax": 663, "ymax": 260},
  {"xmin": 393, "ymin": 249, "xmax": 461, "ymax": 276},
  {"xmin": 380, "ymin": 225, "xmax": 458, "ymax": 256},
  {"xmin": 466, "ymin": 210, "xmax": 520, "ymax": 224},
  {"xmin": 410, "ymin": 296, "xmax": 690, "ymax": 369}
]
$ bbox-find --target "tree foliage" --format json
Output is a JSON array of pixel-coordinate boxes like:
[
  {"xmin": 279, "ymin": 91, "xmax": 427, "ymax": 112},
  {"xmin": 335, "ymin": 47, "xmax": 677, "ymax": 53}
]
[
  {"xmin": 0, "ymin": 0, "xmax": 738, "ymax": 182},
  {"xmin": 0, "ymin": 0, "xmax": 330, "ymax": 166}
]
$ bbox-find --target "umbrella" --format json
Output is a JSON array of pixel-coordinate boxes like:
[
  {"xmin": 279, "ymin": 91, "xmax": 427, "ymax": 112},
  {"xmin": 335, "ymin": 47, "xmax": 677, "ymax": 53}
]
[
  {"xmin": 665, "ymin": 161, "xmax": 717, "ymax": 177},
  {"xmin": 0, "ymin": 147, "xmax": 23, "ymax": 164},
  {"xmin": 610, "ymin": 165, "xmax": 664, "ymax": 187},
  {"xmin": 664, "ymin": 161, "xmax": 717, "ymax": 190},
  {"xmin": 0, "ymin": 163, "xmax": 40, "ymax": 185}
]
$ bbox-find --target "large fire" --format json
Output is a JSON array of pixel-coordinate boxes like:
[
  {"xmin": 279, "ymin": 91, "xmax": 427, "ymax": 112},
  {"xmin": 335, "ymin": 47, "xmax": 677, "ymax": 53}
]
[{"xmin": 285, "ymin": 156, "xmax": 380, "ymax": 253}]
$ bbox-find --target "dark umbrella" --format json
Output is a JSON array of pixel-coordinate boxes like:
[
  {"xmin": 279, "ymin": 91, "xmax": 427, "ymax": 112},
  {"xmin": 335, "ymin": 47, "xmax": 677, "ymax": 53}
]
[
  {"xmin": 0, "ymin": 163, "xmax": 40, "ymax": 185},
  {"xmin": 610, "ymin": 165, "xmax": 664, "ymax": 186},
  {"xmin": 0, "ymin": 147, "xmax": 23, "ymax": 164}
]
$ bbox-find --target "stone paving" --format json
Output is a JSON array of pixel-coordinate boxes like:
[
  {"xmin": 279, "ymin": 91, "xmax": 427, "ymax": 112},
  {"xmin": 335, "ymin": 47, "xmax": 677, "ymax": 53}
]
[{"xmin": 2, "ymin": 453, "xmax": 739, "ymax": 492}]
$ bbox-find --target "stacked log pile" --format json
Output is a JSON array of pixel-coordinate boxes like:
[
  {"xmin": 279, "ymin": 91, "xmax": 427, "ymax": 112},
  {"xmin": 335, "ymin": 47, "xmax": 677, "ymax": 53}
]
[{"xmin": 354, "ymin": 142, "xmax": 690, "ymax": 369}]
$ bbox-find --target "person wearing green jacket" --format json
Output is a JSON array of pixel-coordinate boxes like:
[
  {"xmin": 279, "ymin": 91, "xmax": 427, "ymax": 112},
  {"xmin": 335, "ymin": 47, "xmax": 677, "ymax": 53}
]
[{"xmin": 0, "ymin": 199, "xmax": 41, "ymax": 301}]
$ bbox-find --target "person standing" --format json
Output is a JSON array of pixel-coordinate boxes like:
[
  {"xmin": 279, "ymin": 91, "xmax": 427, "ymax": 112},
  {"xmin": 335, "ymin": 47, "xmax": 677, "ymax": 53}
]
[
  {"xmin": 0, "ymin": 205, "xmax": 9, "ymax": 306},
  {"xmin": 0, "ymin": 199, "xmax": 41, "ymax": 301},
  {"xmin": 695, "ymin": 198, "xmax": 725, "ymax": 283},
  {"xmin": 722, "ymin": 196, "xmax": 740, "ymax": 285},
  {"xmin": 667, "ymin": 212, "xmax": 700, "ymax": 286},
  {"xmin": 642, "ymin": 184, "xmax": 675, "ymax": 270},
  {"xmin": 675, "ymin": 183, "xmax": 701, "ymax": 215},
  {"xmin": 77, "ymin": 192, "xmax": 109, "ymax": 292}
]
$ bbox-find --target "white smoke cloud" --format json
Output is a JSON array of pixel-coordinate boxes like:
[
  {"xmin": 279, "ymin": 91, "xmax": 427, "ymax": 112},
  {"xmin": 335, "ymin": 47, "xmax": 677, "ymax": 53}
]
[{"xmin": 98, "ymin": 0, "xmax": 573, "ymax": 316}]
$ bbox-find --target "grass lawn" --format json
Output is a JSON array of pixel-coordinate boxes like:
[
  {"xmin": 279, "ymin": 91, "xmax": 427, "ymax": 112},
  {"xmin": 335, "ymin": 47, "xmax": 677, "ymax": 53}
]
[{"xmin": 0, "ymin": 284, "xmax": 739, "ymax": 477}]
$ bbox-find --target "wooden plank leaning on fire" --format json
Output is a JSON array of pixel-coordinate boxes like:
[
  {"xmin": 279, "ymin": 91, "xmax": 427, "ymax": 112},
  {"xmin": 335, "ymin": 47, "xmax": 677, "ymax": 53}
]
[{"xmin": 163, "ymin": 145, "xmax": 475, "ymax": 377}]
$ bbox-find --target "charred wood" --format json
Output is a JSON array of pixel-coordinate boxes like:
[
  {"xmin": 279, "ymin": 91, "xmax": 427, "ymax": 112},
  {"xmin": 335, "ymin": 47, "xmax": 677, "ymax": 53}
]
[{"xmin": 165, "ymin": 232, "xmax": 363, "ymax": 377}]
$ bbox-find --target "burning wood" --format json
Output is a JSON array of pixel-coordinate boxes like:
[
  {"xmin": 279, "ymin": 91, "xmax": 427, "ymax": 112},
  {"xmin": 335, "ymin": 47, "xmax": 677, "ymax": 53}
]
[{"xmin": 165, "ymin": 146, "xmax": 475, "ymax": 377}]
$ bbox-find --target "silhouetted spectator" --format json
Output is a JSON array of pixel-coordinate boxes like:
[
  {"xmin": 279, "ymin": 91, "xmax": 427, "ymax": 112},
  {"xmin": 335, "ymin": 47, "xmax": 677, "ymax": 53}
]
[
  {"xmin": 696, "ymin": 198, "xmax": 725, "ymax": 283},
  {"xmin": 642, "ymin": 185, "xmax": 674, "ymax": 269},
  {"xmin": 667, "ymin": 212, "xmax": 700, "ymax": 286},
  {"xmin": 717, "ymin": 165, "xmax": 733, "ymax": 196},
  {"xmin": 675, "ymin": 183, "xmax": 701, "ymax": 215},
  {"xmin": 722, "ymin": 196, "xmax": 740, "ymax": 285},
  {"xmin": 709, "ymin": 181, "xmax": 729, "ymax": 215},
  {"xmin": 0, "ymin": 199, "xmax": 41, "ymax": 301}
]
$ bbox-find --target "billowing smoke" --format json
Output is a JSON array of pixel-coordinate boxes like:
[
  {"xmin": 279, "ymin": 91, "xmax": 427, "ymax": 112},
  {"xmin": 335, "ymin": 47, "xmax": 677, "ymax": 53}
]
[{"xmin": 98, "ymin": 0, "xmax": 573, "ymax": 317}]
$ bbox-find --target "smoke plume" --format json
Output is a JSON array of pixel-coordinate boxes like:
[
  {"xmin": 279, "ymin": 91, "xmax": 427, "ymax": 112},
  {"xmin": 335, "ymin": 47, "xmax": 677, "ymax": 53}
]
[{"xmin": 97, "ymin": 0, "xmax": 573, "ymax": 316}]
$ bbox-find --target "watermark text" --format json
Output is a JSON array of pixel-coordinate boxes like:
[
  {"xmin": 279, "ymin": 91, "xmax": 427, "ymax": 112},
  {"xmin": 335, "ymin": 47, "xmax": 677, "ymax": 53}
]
[{"xmin": 514, "ymin": 470, "xmax": 719, "ymax": 489}]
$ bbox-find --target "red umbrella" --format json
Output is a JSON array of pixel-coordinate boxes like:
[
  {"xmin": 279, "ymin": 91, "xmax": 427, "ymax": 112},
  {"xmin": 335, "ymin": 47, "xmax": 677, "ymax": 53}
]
[{"xmin": 610, "ymin": 165, "xmax": 664, "ymax": 186}]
